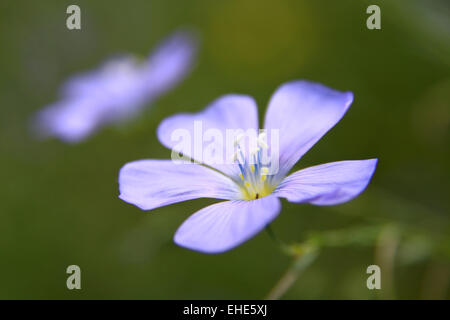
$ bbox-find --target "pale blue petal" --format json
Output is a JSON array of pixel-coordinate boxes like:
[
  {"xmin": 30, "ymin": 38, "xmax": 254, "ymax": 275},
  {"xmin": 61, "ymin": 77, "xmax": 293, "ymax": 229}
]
[
  {"xmin": 273, "ymin": 159, "xmax": 378, "ymax": 205},
  {"xmin": 119, "ymin": 160, "xmax": 240, "ymax": 210},
  {"xmin": 142, "ymin": 30, "xmax": 198, "ymax": 96},
  {"xmin": 33, "ymin": 99, "xmax": 106, "ymax": 143},
  {"xmin": 264, "ymin": 80, "xmax": 353, "ymax": 178},
  {"xmin": 157, "ymin": 94, "xmax": 259, "ymax": 177},
  {"xmin": 62, "ymin": 56, "xmax": 144, "ymax": 99},
  {"xmin": 174, "ymin": 196, "xmax": 281, "ymax": 253}
]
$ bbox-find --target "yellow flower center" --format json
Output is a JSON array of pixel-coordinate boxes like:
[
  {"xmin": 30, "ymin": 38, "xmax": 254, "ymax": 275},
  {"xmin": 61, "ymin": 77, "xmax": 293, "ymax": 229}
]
[{"xmin": 233, "ymin": 132, "xmax": 276, "ymax": 200}]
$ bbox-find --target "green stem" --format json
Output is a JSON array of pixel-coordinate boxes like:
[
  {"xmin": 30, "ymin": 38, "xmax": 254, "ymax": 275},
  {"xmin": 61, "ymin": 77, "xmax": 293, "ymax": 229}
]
[
  {"xmin": 265, "ymin": 243, "xmax": 319, "ymax": 300},
  {"xmin": 374, "ymin": 225, "xmax": 399, "ymax": 299},
  {"xmin": 265, "ymin": 225, "xmax": 319, "ymax": 299},
  {"xmin": 265, "ymin": 225, "xmax": 288, "ymax": 250}
]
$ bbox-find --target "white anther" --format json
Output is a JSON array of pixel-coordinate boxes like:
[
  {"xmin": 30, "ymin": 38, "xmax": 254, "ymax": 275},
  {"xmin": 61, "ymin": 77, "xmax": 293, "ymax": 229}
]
[
  {"xmin": 234, "ymin": 133, "xmax": 245, "ymax": 146},
  {"xmin": 257, "ymin": 133, "xmax": 268, "ymax": 149},
  {"xmin": 232, "ymin": 148, "xmax": 245, "ymax": 164}
]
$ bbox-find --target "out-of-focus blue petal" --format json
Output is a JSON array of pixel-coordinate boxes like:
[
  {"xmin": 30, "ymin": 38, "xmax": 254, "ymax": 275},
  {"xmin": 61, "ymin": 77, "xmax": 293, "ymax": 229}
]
[
  {"xmin": 61, "ymin": 56, "xmax": 144, "ymax": 99},
  {"xmin": 264, "ymin": 80, "xmax": 353, "ymax": 178},
  {"xmin": 174, "ymin": 195, "xmax": 281, "ymax": 253},
  {"xmin": 34, "ymin": 30, "xmax": 197, "ymax": 143},
  {"xmin": 143, "ymin": 30, "xmax": 198, "ymax": 96},
  {"xmin": 157, "ymin": 94, "xmax": 259, "ymax": 177},
  {"xmin": 273, "ymin": 159, "xmax": 378, "ymax": 205},
  {"xmin": 118, "ymin": 160, "xmax": 240, "ymax": 211},
  {"xmin": 34, "ymin": 99, "xmax": 102, "ymax": 143}
]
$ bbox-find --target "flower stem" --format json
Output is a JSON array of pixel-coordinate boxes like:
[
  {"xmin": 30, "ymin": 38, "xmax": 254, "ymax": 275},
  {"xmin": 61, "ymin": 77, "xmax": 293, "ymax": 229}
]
[
  {"xmin": 265, "ymin": 225, "xmax": 286, "ymax": 247},
  {"xmin": 265, "ymin": 262, "xmax": 300, "ymax": 300},
  {"xmin": 265, "ymin": 240, "xmax": 319, "ymax": 300},
  {"xmin": 374, "ymin": 225, "xmax": 399, "ymax": 299}
]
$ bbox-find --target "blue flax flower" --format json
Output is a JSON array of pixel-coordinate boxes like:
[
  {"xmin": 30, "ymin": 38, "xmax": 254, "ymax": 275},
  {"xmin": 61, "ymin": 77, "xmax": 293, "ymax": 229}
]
[
  {"xmin": 119, "ymin": 80, "xmax": 378, "ymax": 253},
  {"xmin": 34, "ymin": 31, "xmax": 197, "ymax": 143}
]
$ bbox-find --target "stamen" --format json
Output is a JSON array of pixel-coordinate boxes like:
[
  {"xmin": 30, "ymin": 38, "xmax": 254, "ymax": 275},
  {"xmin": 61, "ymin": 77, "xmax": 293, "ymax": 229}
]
[
  {"xmin": 234, "ymin": 133, "xmax": 245, "ymax": 146},
  {"xmin": 233, "ymin": 147, "xmax": 245, "ymax": 164},
  {"xmin": 257, "ymin": 132, "xmax": 268, "ymax": 149},
  {"xmin": 238, "ymin": 162, "xmax": 245, "ymax": 174},
  {"xmin": 250, "ymin": 147, "xmax": 260, "ymax": 156},
  {"xmin": 261, "ymin": 167, "xmax": 269, "ymax": 182},
  {"xmin": 232, "ymin": 132, "xmax": 275, "ymax": 200}
]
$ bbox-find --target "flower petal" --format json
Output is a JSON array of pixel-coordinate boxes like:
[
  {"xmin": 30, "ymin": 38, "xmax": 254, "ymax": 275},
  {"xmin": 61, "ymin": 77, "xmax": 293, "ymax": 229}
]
[
  {"xmin": 264, "ymin": 80, "xmax": 354, "ymax": 177},
  {"xmin": 33, "ymin": 99, "xmax": 105, "ymax": 143},
  {"xmin": 143, "ymin": 30, "xmax": 198, "ymax": 96},
  {"xmin": 273, "ymin": 159, "xmax": 378, "ymax": 205},
  {"xmin": 63, "ymin": 31, "xmax": 197, "ymax": 101},
  {"xmin": 174, "ymin": 195, "xmax": 281, "ymax": 253},
  {"xmin": 119, "ymin": 160, "xmax": 240, "ymax": 210},
  {"xmin": 61, "ymin": 56, "xmax": 144, "ymax": 99},
  {"xmin": 157, "ymin": 94, "xmax": 259, "ymax": 177}
]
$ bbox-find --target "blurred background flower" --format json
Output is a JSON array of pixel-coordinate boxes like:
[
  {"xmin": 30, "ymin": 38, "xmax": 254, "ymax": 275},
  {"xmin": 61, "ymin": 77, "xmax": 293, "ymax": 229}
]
[
  {"xmin": 33, "ymin": 30, "xmax": 197, "ymax": 143},
  {"xmin": 0, "ymin": 0, "xmax": 448, "ymax": 299}
]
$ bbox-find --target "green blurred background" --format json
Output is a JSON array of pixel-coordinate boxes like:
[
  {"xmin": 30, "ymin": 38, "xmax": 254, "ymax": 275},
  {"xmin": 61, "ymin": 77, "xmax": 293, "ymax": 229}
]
[{"xmin": 0, "ymin": 0, "xmax": 449, "ymax": 299}]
